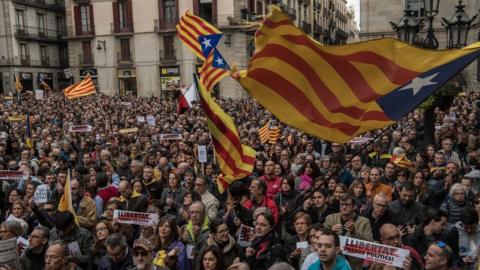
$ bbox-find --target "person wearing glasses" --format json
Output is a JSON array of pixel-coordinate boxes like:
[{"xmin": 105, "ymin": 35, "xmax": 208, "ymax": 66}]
[
  {"xmin": 29, "ymin": 199, "xmax": 58, "ymax": 229},
  {"xmin": 90, "ymin": 220, "xmax": 113, "ymax": 269},
  {"xmin": 194, "ymin": 175, "xmax": 219, "ymax": 222},
  {"xmin": 20, "ymin": 225, "xmax": 50, "ymax": 270},
  {"xmin": 132, "ymin": 238, "xmax": 159, "ymax": 270},
  {"xmin": 98, "ymin": 233, "xmax": 135, "ymax": 270},
  {"xmin": 366, "ymin": 193, "xmax": 393, "ymax": 242},
  {"xmin": 424, "ymin": 241, "xmax": 453, "ymax": 270}
]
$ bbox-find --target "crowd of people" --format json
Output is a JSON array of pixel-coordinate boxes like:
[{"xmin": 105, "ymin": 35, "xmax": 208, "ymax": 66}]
[{"xmin": 0, "ymin": 89, "xmax": 479, "ymax": 270}]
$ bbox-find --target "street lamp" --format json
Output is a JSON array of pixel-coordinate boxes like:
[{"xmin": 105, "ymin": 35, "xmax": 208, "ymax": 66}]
[
  {"xmin": 390, "ymin": 8, "xmax": 424, "ymax": 45},
  {"xmin": 441, "ymin": 0, "xmax": 478, "ymax": 48},
  {"xmin": 423, "ymin": 0, "xmax": 440, "ymax": 49}
]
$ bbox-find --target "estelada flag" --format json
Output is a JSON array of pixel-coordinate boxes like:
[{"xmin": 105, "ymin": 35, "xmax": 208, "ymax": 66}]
[
  {"xmin": 194, "ymin": 74, "xmax": 255, "ymax": 193},
  {"xmin": 236, "ymin": 6, "xmax": 480, "ymax": 143},
  {"xmin": 63, "ymin": 75, "xmax": 95, "ymax": 99}
]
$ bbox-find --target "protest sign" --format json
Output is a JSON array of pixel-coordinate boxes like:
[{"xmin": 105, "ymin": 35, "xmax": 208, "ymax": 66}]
[
  {"xmin": 119, "ymin": 127, "xmax": 139, "ymax": 134},
  {"xmin": 17, "ymin": 237, "xmax": 29, "ymax": 257},
  {"xmin": 237, "ymin": 225, "xmax": 255, "ymax": 247},
  {"xmin": 33, "ymin": 184, "xmax": 49, "ymax": 204},
  {"xmin": 35, "ymin": 89, "xmax": 44, "ymax": 100},
  {"xmin": 0, "ymin": 171, "xmax": 24, "ymax": 181},
  {"xmin": 137, "ymin": 116, "xmax": 145, "ymax": 123},
  {"xmin": 69, "ymin": 125, "xmax": 92, "ymax": 133},
  {"xmin": 198, "ymin": 145, "xmax": 207, "ymax": 163},
  {"xmin": 160, "ymin": 133, "xmax": 182, "ymax": 141},
  {"xmin": 0, "ymin": 238, "xmax": 19, "ymax": 269},
  {"xmin": 113, "ymin": 210, "xmax": 159, "ymax": 226},
  {"xmin": 7, "ymin": 116, "xmax": 26, "ymax": 122},
  {"xmin": 147, "ymin": 115, "xmax": 156, "ymax": 126},
  {"xmin": 340, "ymin": 236, "xmax": 410, "ymax": 268},
  {"xmin": 121, "ymin": 102, "xmax": 132, "ymax": 107}
]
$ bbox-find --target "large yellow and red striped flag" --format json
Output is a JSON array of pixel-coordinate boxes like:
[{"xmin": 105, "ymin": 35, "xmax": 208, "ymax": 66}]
[
  {"xmin": 258, "ymin": 121, "xmax": 280, "ymax": 144},
  {"xmin": 58, "ymin": 171, "xmax": 78, "ymax": 224},
  {"xmin": 194, "ymin": 75, "xmax": 255, "ymax": 193},
  {"xmin": 176, "ymin": 12, "xmax": 228, "ymax": 91},
  {"xmin": 63, "ymin": 75, "xmax": 96, "ymax": 99},
  {"xmin": 15, "ymin": 74, "xmax": 23, "ymax": 94},
  {"xmin": 236, "ymin": 6, "xmax": 480, "ymax": 143}
]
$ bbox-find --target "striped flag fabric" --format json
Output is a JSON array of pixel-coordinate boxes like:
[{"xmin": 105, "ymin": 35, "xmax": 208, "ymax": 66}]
[
  {"xmin": 63, "ymin": 75, "xmax": 96, "ymax": 99},
  {"xmin": 25, "ymin": 113, "xmax": 33, "ymax": 148},
  {"xmin": 194, "ymin": 74, "xmax": 256, "ymax": 193},
  {"xmin": 236, "ymin": 6, "xmax": 480, "ymax": 143},
  {"xmin": 176, "ymin": 11, "xmax": 221, "ymax": 61},
  {"xmin": 58, "ymin": 171, "xmax": 78, "ymax": 224},
  {"xmin": 199, "ymin": 51, "xmax": 229, "ymax": 91},
  {"xmin": 268, "ymin": 126, "xmax": 280, "ymax": 144},
  {"xmin": 258, "ymin": 121, "xmax": 281, "ymax": 144},
  {"xmin": 15, "ymin": 74, "xmax": 23, "ymax": 93}
]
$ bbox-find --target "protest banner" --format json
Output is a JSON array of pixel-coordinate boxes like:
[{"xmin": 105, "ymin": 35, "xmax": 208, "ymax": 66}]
[
  {"xmin": 137, "ymin": 116, "xmax": 145, "ymax": 123},
  {"xmin": 35, "ymin": 89, "xmax": 44, "ymax": 100},
  {"xmin": 113, "ymin": 210, "xmax": 159, "ymax": 226},
  {"xmin": 7, "ymin": 116, "xmax": 26, "ymax": 122},
  {"xmin": 147, "ymin": 115, "xmax": 156, "ymax": 126},
  {"xmin": 237, "ymin": 225, "xmax": 255, "ymax": 247},
  {"xmin": 119, "ymin": 127, "xmax": 139, "ymax": 134},
  {"xmin": 0, "ymin": 238, "xmax": 19, "ymax": 269},
  {"xmin": 17, "ymin": 237, "xmax": 29, "ymax": 257},
  {"xmin": 121, "ymin": 102, "xmax": 132, "ymax": 107},
  {"xmin": 339, "ymin": 236, "xmax": 410, "ymax": 268},
  {"xmin": 0, "ymin": 171, "xmax": 24, "ymax": 181},
  {"xmin": 69, "ymin": 125, "xmax": 92, "ymax": 133},
  {"xmin": 33, "ymin": 184, "xmax": 50, "ymax": 204},
  {"xmin": 160, "ymin": 133, "xmax": 183, "ymax": 141}
]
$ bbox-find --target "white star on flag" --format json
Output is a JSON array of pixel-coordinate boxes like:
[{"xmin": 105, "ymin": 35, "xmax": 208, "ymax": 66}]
[
  {"xmin": 215, "ymin": 57, "xmax": 224, "ymax": 66},
  {"xmin": 201, "ymin": 38, "xmax": 212, "ymax": 48},
  {"xmin": 399, "ymin": 73, "xmax": 439, "ymax": 96}
]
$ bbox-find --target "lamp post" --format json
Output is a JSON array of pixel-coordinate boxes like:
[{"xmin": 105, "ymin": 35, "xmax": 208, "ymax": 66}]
[
  {"xmin": 389, "ymin": 8, "xmax": 424, "ymax": 45},
  {"xmin": 442, "ymin": 0, "xmax": 478, "ymax": 48},
  {"xmin": 423, "ymin": 0, "xmax": 440, "ymax": 49}
]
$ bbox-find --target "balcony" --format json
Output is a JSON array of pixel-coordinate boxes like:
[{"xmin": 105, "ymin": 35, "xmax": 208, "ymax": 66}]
[
  {"xmin": 12, "ymin": 0, "xmax": 65, "ymax": 12},
  {"xmin": 20, "ymin": 55, "xmax": 30, "ymax": 66},
  {"xmin": 314, "ymin": 24, "xmax": 322, "ymax": 34},
  {"xmin": 14, "ymin": 25, "xmax": 66, "ymax": 43},
  {"xmin": 117, "ymin": 52, "xmax": 134, "ymax": 66},
  {"xmin": 287, "ymin": 8, "xmax": 296, "ymax": 20},
  {"xmin": 78, "ymin": 53, "xmax": 93, "ymax": 66},
  {"xmin": 336, "ymin": 28, "xmax": 348, "ymax": 39},
  {"xmin": 111, "ymin": 22, "xmax": 134, "ymax": 35},
  {"xmin": 159, "ymin": 49, "xmax": 176, "ymax": 64},
  {"xmin": 41, "ymin": 56, "xmax": 50, "ymax": 66},
  {"xmin": 302, "ymin": 21, "xmax": 312, "ymax": 34},
  {"xmin": 66, "ymin": 26, "xmax": 95, "ymax": 39},
  {"xmin": 154, "ymin": 18, "xmax": 178, "ymax": 33}
]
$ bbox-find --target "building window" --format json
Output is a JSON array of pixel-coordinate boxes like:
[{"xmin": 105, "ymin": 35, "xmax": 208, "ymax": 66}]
[
  {"xmin": 59, "ymin": 46, "xmax": 68, "ymax": 66},
  {"xmin": 80, "ymin": 5, "xmax": 91, "ymax": 32},
  {"xmin": 164, "ymin": 0, "xmax": 176, "ymax": 24},
  {"xmin": 56, "ymin": 17, "xmax": 65, "ymax": 36},
  {"xmin": 406, "ymin": 0, "xmax": 425, "ymax": 17},
  {"xmin": 118, "ymin": 1, "xmax": 128, "ymax": 30},
  {"xmin": 256, "ymin": 1, "xmax": 263, "ymax": 15},
  {"xmin": 20, "ymin": 44, "xmax": 28, "ymax": 59},
  {"xmin": 164, "ymin": 36, "xmax": 174, "ymax": 59},
  {"xmin": 200, "ymin": 0, "xmax": 213, "ymax": 22},
  {"xmin": 37, "ymin": 13, "xmax": 45, "ymax": 34},
  {"xmin": 40, "ymin": 45, "xmax": 47, "ymax": 59},
  {"xmin": 15, "ymin": 10, "xmax": 24, "ymax": 30},
  {"xmin": 82, "ymin": 41, "xmax": 92, "ymax": 64},
  {"xmin": 120, "ymin": 39, "xmax": 131, "ymax": 60}
]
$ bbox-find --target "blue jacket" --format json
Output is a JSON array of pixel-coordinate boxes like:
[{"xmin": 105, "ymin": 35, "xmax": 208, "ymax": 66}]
[{"xmin": 307, "ymin": 255, "xmax": 352, "ymax": 270}]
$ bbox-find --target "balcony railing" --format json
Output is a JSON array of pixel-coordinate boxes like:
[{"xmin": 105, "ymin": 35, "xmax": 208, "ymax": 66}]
[
  {"xmin": 302, "ymin": 21, "xmax": 312, "ymax": 34},
  {"xmin": 41, "ymin": 56, "xmax": 50, "ymax": 66},
  {"xmin": 154, "ymin": 18, "xmax": 178, "ymax": 32},
  {"xmin": 159, "ymin": 49, "xmax": 176, "ymax": 63},
  {"xmin": 14, "ymin": 25, "xmax": 66, "ymax": 43},
  {"xmin": 287, "ymin": 8, "xmax": 296, "ymax": 20},
  {"xmin": 78, "ymin": 53, "xmax": 93, "ymax": 66},
  {"xmin": 117, "ymin": 52, "xmax": 134, "ymax": 65},
  {"xmin": 67, "ymin": 26, "xmax": 95, "ymax": 38},
  {"xmin": 314, "ymin": 24, "xmax": 322, "ymax": 34},
  {"xmin": 20, "ymin": 55, "xmax": 30, "ymax": 66},
  {"xmin": 12, "ymin": 0, "xmax": 65, "ymax": 12},
  {"xmin": 111, "ymin": 22, "xmax": 134, "ymax": 34},
  {"xmin": 336, "ymin": 28, "xmax": 348, "ymax": 39}
]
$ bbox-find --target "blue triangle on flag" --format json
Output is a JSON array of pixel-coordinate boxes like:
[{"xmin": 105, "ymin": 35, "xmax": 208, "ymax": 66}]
[
  {"xmin": 211, "ymin": 49, "xmax": 230, "ymax": 70},
  {"xmin": 198, "ymin": 34, "xmax": 223, "ymax": 58}
]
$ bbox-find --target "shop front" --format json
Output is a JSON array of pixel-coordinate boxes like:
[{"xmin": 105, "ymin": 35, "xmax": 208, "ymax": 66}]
[
  {"xmin": 118, "ymin": 69, "xmax": 137, "ymax": 96},
  {"xmin": 160, "ymin": 66, "xmax": 181, "ymax": 99},
  {"xmin": 18, "ymin": 72, "xmax": 33, "ymax": 92},
  {"xmin": 37, "ymin": 72, "xmax": 53, "ymax": 90}
]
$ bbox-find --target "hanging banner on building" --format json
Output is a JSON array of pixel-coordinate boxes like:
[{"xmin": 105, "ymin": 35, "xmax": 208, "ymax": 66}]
[
  {"xmin": 0, "ymin": 238, "xmax": 19, "ymax": 269},
  {"xmin": 113, "ymin": 210, "xmax": 159, "ymax": 226},
  {"xmin": 0, "ymin": 171, "xmax": 24, "ymax": 181},
  {"xmin": 339, "ymin": 236, "xmax": 410, "ymax": 268}
]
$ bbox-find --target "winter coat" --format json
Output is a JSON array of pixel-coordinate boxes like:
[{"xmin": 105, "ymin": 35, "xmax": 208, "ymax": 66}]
[
  {"xmin": 245, "ymin": 235, "xmax": 287, "ymax": 270},
  {"xmin": 49, "ymin": 225, "xmax": 93, "ymax": 267},
  {"xmin": 74, "ymin": 195, "xmax": 97, "ymax": 230},
  {"xmin": 453, "ymin": 221, "xmax": 480, "ymax": 258},
  {"xmin": 440, "ymin": 196, "xmax": 472, "ymax": 224},
  {"xmin": 97, "ymin": 248, "xmax": 135, "ymax": 270},
  {"xmin": 307, "ymin": 255, "xmax": 352, "ymax": 270},
  {"xmin": 205, "ymin": 234, "xmax": 245, "ymax": 267}
]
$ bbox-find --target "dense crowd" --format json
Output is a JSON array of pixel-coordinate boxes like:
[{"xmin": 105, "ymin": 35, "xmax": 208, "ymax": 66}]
[{"xmin": 0, "ymin": 90, "xmax": 479, "ymax": 270}]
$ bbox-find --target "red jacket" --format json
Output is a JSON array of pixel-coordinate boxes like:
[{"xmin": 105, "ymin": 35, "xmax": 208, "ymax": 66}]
[
  {"xmin": 259, "ymin": 175, "xmax": 282, "ymax": 200},
  {"xmin": 244, "ymin": 196, "xmax": 279, "ymax": 223}
]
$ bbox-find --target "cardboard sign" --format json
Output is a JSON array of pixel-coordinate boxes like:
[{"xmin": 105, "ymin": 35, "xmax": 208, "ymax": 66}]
[
  {"xmin": 113, "ymin": 210, "xmax": 159, "ymax": 226},
  {"xmin": 0, "ymin": 238, "xmax": 19, "ymax": 269},
  {"xmin": 198, "ymin": 145, "xmax": 207, "ymax": 163},
  {"xmin": 340, "ymin": 236, "xmax": 410, "ymax": 268},
  {"xmin": 237, "ymin": 225, "xmax": 255, "ymax": 247},
  {"xmin": 121, "ymin": 102, "xmax": 131, "ymax": 107},
  {"xmin": 147, "ymin": 115, "xmax": 156, "ymax": 126},
  {"xmin": 160, "ymin": 133, "xmax": 182, "ymax": 141},
  {"xmin": 0, "ymin": 171, "xmax": 24, "ymax": 181},
  {"xmin": 17, "ymin": 237, "xmax": 29, "ymax": 257},
  {"xmin": 68, "ymin": 241, "xmax": 81, "ymax": 257},
  {"xmin": 296, "ymin": 241, "xmax": 309, "ymax": 249},
  {"xmin": 119, "ymin": 127, "xmax": 139, "ymax": 134},
  {"xmin": 35, "ymin": 89, "xmax": 44, "ymax": 100},
  {"xmin": 69, "ymin": 125, "xmax": 92, "ymax": 133},
  {"xmin": 137, "ymin": 116, "xmax": 145, "ymax": 123},
  {"xmin": 33, "ymin": 184, "xmax": 49, "ymax": 204}
]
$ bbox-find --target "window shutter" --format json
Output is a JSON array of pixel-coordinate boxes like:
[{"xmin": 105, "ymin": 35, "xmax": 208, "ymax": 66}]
[
  {"xmin": 112, "ymin": 2, "xmax": 119, "ymax": 32},
  {"xmin": 126, "ymin": 1, "xmax": 133, "ymax": 31},
  {"xmin": 212, "ymin": 0, "xmax": 217, "ymax": 24},
  {"xmin": 74, "ymin": 5, "xmax": 81, "ymax": 35},
  {"xmin": 89, "ymin": 4, "xmax": 94, "ymax": 34},
  {"xmin": 158, "ymin": 0, "xmax": 165, "ymax": 29},
  {"xmin": 193, "ymin": 0, "xmax": 199, "ymax": 15}
]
